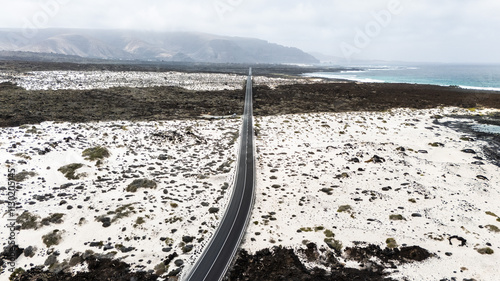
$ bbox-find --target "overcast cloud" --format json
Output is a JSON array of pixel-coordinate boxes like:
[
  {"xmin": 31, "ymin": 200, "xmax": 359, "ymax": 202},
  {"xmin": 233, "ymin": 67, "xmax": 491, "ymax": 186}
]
[{"xmin": 1, "ymin": 0, "xmax": 499, "ymax": 63}]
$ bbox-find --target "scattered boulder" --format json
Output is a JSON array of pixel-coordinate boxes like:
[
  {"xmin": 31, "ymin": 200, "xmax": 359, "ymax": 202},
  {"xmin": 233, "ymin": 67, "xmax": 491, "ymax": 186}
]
[
  {"xmin": 448, "ymin": 236, "xmax": 467, "ymax": 247},
  {"xmin": 174, "ymin": 259, "xmax": 184, "ymax": 267},
  {"xmin": 1, "ymin": 244, "xmax": 24, "ymax": 262},
  {"xmin": 461, "ymin": 149, "xmax": 476, "ymax": 154},
  {"xmin": 209, "ymin": 207, "xmax": 219, "ymax": 214},
  {"xmin": 366, "ymin": 155, "xmax": 385, "ymax": 163},
  {"xmin": 349, "ymin": 157, "xmax": 360, "ymax": 163},
  {"xmin": 182, "ymin": 244, "xmax": 194, "ymax": 253},
  {"xmin": 120, "ymin": 247, "xmax": 135, "ymax": 253},
  {"xmin": 182, "ymin": 236, "xmax": 194, "ymax": 243},
  {"xmin": 158, "ymin": 154, "xmax": 169, "ymax": 161},
  {"xmin": 476, "ymin": 175, "xmax": 489, "ymax": 181}
]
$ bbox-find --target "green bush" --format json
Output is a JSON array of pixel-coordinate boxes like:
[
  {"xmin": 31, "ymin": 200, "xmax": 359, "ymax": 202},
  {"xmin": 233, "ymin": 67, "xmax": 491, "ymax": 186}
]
[
  {"xmin": 82, "ymin": 146, "xmax": 110, "ymax": 161},
  {"xmin": 477, "ymin": 247, "xmax": 494, "ymax": 255},
  {"xmin": 126, "ymin": 179, "xmax": 157, "ymax": 192},
  {"xmin": 428, "ymin": 142, "xmax": 444, "ymax": 147},
  {"xmin": 165, "ymin": 217, "xmax": 183, "ymax": 224},
  {"xmin": 314, "ymin": 226, "xmax": 324, "ymax": 232},
  {"xmin": 324, "ymin": 238, "xmax": 342, "ymax": 252},
  {"xmin": 135, "ymin": 217, "xmax": 146, "ymax": 225},
  {"xmin": 154, "ymin": 262, "xmax": 169, "ymax": 275},
  {"xmin": 12, "ymin": 171, "xmax": 36, "ymax": 182},
  {"xmin": 485, "ymin": 225, "xmax": 500, "ymax": 233},
  {"xmin": 386, "ymin": 238, "xmax": 398, "ymax": 249},
  {"xmin": 42, "ymin": 230, "xmax": 62, "ymax": 247},
  {"xmin": 486, "ymin": 211, "xmax": 498, "ymax": 217},
  {"xmin": 111, "ymin": 204, "xmax": 136, "ymax": 222},
  {"xmin": 16, "ymin": 211, "xmax": 39, "ymax": 230},
  {"xmin": 324, "ymin": 229, "xmax": 335, "ymax": 238},
  {"xmin": 41, "ymin": 213, "xmax": 65, "ymax": 226},
  {"xmin": 389, "ymin": 214, "xmax": 405, "ymax": 221},
  {"xmin": 337, "ymin": 205, "xmax": 352, "ymax": 213},
  {"xmin": 58, "ymin": 163, "xmax": 85, "ymax": 180},
  {"xmin": 299, "ymin": 227, "xmax": 313, "ymax": 232},
  {"xmin": 9, "ymin": 268, "xmax": 26, "ymax": 280}
]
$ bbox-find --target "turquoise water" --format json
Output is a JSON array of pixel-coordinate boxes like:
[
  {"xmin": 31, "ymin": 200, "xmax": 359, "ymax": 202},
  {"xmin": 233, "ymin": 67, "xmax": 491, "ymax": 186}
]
[
  {"xmin": 472, "ymin": 123, "xmax": 500, "ymax": 134},
  {"xmin": 304, "ymin": 64, "xmax": 500, "ymax": 92}
]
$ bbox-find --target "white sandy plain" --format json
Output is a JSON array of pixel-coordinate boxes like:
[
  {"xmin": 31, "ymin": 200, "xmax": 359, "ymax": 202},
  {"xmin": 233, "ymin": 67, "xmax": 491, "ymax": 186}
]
[
  {"xmin": 242, "ymin": 107, "xmax": 500, "ymax": 281},
  {"xmin": 0, "ymin": 70, "xmax": 318, "ymax": 91},
  {"xmin": 0, "ymin": 70, "xmax": 499, "ymax": 280},
  {"xmin": 0, "ymin": 118, "xmax": 241, "ymax": 279}
]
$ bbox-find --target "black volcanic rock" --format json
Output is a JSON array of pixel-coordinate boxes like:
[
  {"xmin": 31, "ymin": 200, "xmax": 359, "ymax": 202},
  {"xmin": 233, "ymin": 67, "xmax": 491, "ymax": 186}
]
[
  {"xmin": 9, "ymin": 254, "xmax": 159, "ymax": 281},
  {"xmin": 227, "ymin": 246, "xmax": 397, "ymax": 281}
]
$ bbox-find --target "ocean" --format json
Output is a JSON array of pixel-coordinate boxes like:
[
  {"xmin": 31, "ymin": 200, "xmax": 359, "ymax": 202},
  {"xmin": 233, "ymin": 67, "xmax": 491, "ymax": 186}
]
[{"xmin": 304, "ymin": 64, "xmax": 500, "ymax": 92}]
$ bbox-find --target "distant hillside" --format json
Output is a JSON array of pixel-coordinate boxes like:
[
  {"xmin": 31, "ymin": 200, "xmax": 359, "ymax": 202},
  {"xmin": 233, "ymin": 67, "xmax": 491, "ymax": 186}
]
[{"xmin": 0, "ymin": 29, "xmax": 319, "ymax": 64}]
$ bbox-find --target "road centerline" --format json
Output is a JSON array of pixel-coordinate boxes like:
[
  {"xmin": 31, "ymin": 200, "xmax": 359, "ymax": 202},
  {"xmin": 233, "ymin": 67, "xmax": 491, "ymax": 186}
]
[{"xmin": 186, "ymin": 68, "xmax": 255, "ymax": 281}]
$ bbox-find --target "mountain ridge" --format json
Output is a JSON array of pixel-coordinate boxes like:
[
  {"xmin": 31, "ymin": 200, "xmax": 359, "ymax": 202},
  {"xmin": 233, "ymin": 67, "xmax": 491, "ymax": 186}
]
[{"xmin": 0, "ymin": 28, "xmax": 319, "ymax": 64}]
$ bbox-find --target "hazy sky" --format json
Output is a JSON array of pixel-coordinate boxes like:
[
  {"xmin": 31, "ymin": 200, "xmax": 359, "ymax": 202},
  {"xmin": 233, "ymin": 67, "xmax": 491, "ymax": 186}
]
[{"xmin": 2, "ymin": 0, "xmax": 500, "ymax": 63}]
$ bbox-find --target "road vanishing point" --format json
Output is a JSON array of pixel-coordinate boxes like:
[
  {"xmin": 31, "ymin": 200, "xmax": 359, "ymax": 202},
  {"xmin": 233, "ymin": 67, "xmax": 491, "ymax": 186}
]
[{"xmin": 186, "ymin": 68, "xmax": 255, "ymax": 281}]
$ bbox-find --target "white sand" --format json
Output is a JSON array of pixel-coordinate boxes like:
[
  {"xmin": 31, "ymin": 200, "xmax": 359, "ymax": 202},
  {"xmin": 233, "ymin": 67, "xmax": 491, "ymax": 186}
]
[
  {"xmin": 242, "ymin": 107, "xmax": 500, "ymax": 281},
  {"xmin": 0, "ymin": 118, "xmax": 241, "ymax": 279},
  {"xmin": 0, "ymin": 71, "xmax": 319, "ymax": 91}
]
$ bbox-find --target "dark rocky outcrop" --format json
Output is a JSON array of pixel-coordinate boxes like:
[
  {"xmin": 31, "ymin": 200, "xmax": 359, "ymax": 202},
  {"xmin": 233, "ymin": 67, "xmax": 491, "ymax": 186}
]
[
  {"xmin": 226, "ymin": 244, "xmax": 433, "ymax": 281},
  {"xmin": 9, "ymin": 255, "xmax": 159, "ymax": 281}
]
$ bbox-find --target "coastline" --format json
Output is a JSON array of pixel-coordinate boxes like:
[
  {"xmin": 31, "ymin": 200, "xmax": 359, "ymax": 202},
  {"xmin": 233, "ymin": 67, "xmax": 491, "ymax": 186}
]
[
  {"xmin": 303, "ymin": 73, "xmax": 500, "ymax": 93},
  {"xmin": 303, "ymin": 64, "xmax": 500, "ymax": 93}
]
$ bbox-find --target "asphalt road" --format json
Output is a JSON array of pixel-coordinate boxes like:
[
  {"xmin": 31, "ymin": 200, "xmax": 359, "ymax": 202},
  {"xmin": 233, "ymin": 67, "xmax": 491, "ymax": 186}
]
[{"xmin": 186, "ymin": 68, "xmax": 255, "ymax": 281}]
